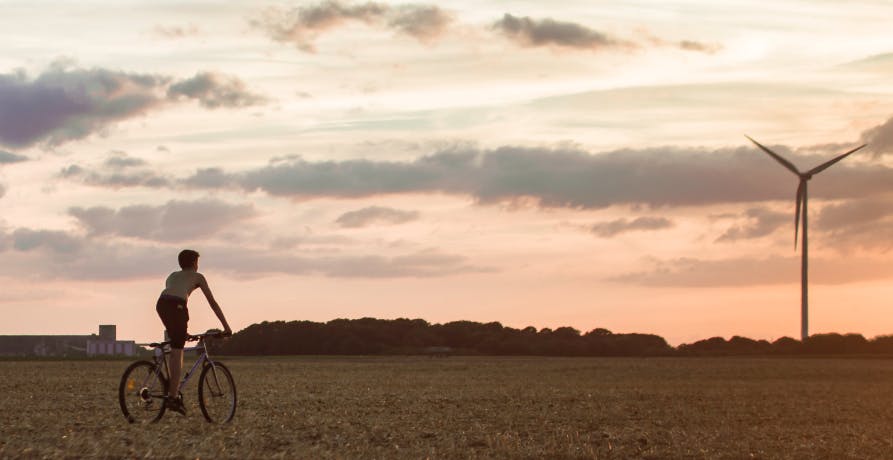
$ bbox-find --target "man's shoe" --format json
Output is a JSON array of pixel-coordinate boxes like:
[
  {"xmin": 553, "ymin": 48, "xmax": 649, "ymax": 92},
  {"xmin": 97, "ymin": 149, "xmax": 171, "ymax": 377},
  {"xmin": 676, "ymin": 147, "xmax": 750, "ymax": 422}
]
[{"xmin": 166, "ymin": 395, "xmax": 187, "ymax": 416}]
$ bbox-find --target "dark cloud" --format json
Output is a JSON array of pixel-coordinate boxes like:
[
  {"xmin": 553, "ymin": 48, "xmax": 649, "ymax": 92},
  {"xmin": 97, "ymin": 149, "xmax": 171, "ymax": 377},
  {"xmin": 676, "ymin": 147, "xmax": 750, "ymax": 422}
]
[
  {"xmin": 493, "ymin": 14, "xmax": 625, "ymax": 50},
  {"xmin": 716, "ymin": 207, "xmax": 788, "ymax": 242},
  {"xmin": 69, "ymin": 199, "xmax": 256, "ymax": 242},
  {"xmin": 0, "ymin": 65, "xmax": 168, "ymax": 148},
  {"xmin": 590, "ymin": 216, "xmax": 673, "ymax": 238},
  {"xmin": 0, "ymin": 65, "xmax": 265, "ymax": 149},
  {"xmin": 179, "ymin": 145, "xmax": 889, "ymax": 209},
  {"xmin": 335, "ymin": 206, "xmax": 420, "ymax": 228},
  {"xmin": 253, "ymin": 1, "xmax": 452, "ymax": 52},
  {"xmin": 167, "ymin": 72, "xmax": 266, "ymax": 109},
  {"xmin": 613, "ymin": 255, "xmax": 893, "ymax": 287},
  {"xmin": 0, "ymin": 150, "xmax": 28, "ymax": 164}
]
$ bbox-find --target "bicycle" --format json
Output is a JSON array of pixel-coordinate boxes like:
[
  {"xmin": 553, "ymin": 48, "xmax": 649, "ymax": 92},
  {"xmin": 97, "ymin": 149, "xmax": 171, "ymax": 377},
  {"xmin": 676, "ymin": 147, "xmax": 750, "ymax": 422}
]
[{"xmin": 118, "ymin": 330, "xmax": 237, "ymax": 424}]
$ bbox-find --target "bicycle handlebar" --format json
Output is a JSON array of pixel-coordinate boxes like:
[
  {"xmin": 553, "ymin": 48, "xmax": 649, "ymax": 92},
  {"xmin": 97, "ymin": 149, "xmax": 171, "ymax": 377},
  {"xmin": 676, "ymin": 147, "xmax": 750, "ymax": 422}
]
[
  {"xmin": 146, "ymin": 330, "xmax": 231, "ymax": 348},
  {"xmin": 187, "ymin": 330, "xmax": 232, "ymax": 341}
]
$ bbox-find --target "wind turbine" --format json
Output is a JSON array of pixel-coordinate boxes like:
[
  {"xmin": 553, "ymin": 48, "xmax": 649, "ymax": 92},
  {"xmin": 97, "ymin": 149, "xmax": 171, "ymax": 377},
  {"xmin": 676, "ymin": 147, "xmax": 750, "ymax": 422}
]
[{"xmin": 745, "ymin": 135, "xmax": 866, "ymax": 341}]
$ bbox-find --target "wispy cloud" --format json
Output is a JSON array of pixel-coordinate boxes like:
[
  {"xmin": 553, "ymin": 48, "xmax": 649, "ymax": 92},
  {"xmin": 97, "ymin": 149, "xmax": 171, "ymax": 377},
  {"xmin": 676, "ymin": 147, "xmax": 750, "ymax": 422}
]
[
  {"xmin": 167, "ymin": 72, "xmax": 266, "ymax": 109},
  {"xmin": 60, "ymin": 152, "xmax": 169, "ymax": 189},
  {"xmin": 716, "ymin": 207, "xmax": 788, "ymax": 243},
  {"xmin": 861, "ymin": 115, "xmax": 893, "ymax": 157},
  {"xmin": 152, "ymin": 24, "xmax": 200, "ymax": 39},
  {"xmin": 253, "ymin": 1, "xmax": 453, "ymax": 52},
  {"xmin": 0, "ymin": 150, "xmax": 28, "ymax": 164},
  {"xmin": 0, "ymin": 226, "xmax": 484, "ymax": 280},
  {"xmin": 590, "ymin": 216, "xmax": 673, "ymax": 238},
  {"xmin": 387, "ymin": 5, "xmax": 454, "ymax": 43},
  {"xmin": 335, "ymin": 206, "xmax": 420, "ymax": 228},
  {"xmin": 816, "ymin": 194, "xmax": 893, "ymax": 252},
  {"xmin": 493, "ymin": 14, "xmax": 629, "ymax": 51},
  {"xmin": 69, "ymin": 199, "xmax": 256, "ymax": 242},
  {"xmin": 613, "ymin": 255, "xmax": 893, "ymax": 287},
  {"xmin": 493, "ymin": 14, "xmax": 720, "ymax": 54},
  {"xmin": 0, "ymin": 64, "xmax": 265, "ymax": 149}
]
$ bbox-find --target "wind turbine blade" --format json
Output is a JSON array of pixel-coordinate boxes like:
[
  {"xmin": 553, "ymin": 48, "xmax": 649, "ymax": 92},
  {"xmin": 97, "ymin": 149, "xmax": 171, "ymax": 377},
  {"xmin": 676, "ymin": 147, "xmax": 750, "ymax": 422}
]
[
  {"xmin": 794, "ymin": 181, "xmax": 803, "ymax": 250},
  {"xmin": 806, "ymin": 144, "xmax": 867, "ymax": 176},
  {"xmin": 745, "ymin": 135, "xmax": 801, "ymax": 175}
]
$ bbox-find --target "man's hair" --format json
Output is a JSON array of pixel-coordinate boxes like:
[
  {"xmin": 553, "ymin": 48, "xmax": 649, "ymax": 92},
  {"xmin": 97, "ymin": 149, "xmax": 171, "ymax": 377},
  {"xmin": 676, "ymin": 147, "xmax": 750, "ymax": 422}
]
[{"xmin": 178, "ymin": 249, "xmax": 200, "ymax": 269}]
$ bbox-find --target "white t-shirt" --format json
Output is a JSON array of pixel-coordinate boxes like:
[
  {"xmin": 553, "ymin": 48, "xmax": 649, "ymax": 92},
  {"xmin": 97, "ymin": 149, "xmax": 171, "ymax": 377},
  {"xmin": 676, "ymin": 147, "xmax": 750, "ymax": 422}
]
[{"xmin": 162, "ymin": 270, "xmax": 218, "ymax": 307}]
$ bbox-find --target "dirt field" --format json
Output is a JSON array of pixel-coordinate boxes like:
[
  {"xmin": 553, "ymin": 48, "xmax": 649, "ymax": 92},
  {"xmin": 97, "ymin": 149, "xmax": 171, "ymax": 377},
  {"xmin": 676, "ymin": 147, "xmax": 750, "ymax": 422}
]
[{"xmin": 2, "ymin": 356, "xmax": 893, "ymax": 459}]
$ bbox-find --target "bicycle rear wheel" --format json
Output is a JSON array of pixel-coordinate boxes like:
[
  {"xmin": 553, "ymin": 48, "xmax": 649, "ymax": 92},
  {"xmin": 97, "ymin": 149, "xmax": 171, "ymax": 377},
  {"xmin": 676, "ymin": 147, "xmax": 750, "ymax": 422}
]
[
  {"xmin": 198, "ymin": 361, "xmax": 237, "ymax": 423},
  {"xmin": 119, "ymin": 360, "xmax": 168, "ymax": 424}
]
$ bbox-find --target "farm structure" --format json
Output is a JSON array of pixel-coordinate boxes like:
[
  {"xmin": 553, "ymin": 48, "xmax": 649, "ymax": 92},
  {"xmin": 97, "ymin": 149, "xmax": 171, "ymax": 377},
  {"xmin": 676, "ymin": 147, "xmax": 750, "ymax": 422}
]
[{"xmin": 0, "ymin": 324, "xmax": 135, "ymax": 357}]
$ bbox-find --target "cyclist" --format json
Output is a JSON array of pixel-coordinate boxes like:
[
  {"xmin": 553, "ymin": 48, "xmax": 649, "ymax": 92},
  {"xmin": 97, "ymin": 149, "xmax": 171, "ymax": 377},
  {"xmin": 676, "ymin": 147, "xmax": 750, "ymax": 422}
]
[{"xmin": 156, "ymin": 249, "xmax": 232, "ymax": 415}]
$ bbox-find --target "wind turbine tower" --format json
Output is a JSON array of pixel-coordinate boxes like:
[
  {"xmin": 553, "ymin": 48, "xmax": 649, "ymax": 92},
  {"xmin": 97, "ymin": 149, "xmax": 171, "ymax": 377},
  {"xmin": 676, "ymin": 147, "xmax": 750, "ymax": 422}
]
[{"xmin": 745, "ymin": 136, "xmax": 866, "ymax": 341}]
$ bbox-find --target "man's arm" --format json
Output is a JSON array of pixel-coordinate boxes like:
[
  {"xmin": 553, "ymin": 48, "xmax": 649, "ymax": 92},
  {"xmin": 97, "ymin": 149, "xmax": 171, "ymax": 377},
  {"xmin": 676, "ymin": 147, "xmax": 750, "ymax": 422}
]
[{"xmin": 198, "ymin": 274, "xmax": 232, "ymax": 334}]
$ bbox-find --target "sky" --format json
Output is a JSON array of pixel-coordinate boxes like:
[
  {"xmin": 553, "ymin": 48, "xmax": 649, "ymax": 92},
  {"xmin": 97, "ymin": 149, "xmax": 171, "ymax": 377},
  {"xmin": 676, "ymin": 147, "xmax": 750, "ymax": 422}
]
[{"xmin": 2, "ymin": 0, "xmax": 893, "ymax": 345}]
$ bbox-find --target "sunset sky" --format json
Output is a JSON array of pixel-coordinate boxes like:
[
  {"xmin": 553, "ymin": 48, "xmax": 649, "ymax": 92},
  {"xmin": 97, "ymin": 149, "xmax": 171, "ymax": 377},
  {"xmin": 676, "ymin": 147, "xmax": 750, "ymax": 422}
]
[{"xmin": 2, "ymin": 0, "xmax": 893, "ymax": 345}]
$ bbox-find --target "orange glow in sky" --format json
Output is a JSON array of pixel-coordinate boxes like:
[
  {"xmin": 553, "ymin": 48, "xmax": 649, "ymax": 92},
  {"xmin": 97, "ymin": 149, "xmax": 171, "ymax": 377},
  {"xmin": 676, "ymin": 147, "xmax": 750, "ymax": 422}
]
[{"xmin": 1, "ymin": 1, "xmax": 893, "ymax": 345}]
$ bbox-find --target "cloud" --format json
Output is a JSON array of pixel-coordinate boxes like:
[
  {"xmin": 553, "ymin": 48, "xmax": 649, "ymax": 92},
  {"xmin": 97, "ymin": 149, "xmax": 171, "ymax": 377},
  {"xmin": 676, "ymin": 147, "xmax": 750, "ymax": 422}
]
[
  {"xmin": 103, "ymin": 151, "xmax": 147, "ymax": 169},
  {"xmin": 61, "ymin": 160, "xmax": 169, "ymax": 189},
  {"xmin": 677, "ymin": 40, "xmax": 721, "ymax": 53},
  {"xmin": 815, "ymin": 195, "xmax": 893, "ymax": 252},
  {"xmin": 0, "ymin": 65, "xmax": 265, "ymax": 148},
  {"xmin": 0, "ymin": 64, "xmax": 168, "ymax": 148},
  {"xmin": 177, "ymin": 145, "xmax": 890, "ymax": 209},
  {"xmin": 252, "ymin": 1, "xmax": 452, "ymax": 52},
  {"xmin": 11, "ymin": 228, "xmax": 84, "ymax": 254},
  {"xmin": 492, "ymin": 14, "xmax": 721, "ymax": 54},
  {"xmin": 493, "ymin": 14, "xmax": 626, "ymax": 50},
  {"xmin": 716, "ymin": 207, "xmax": 789, "ymax": 242},
  {"xmin": 590, "ymin": 216, "xmax": 673, "ymax": 238},
  {"xmin": 0, "ymin": 150, "xmax": 28, "ymax": 164},
  {"xmin": 69, "ymin": 199, "xmax": 256, "ymax": 242},
  {"xmin": 613, "ymin": 255, "xmax": 893, "ymax": 287},
  {"xmin": 860, "ymin": 115, "xmax": 893, "ymax": 157},
  {"xmin": 335, "ymin": 206, "xmax": 420, "ymax": 228},
  {"xmin": 153, "ymin": 24, "xmax": 200, "ymax": 38},
  {"xmin": 167, "ymin": 72, "xmax": 266, "ymax": 109},
  {"xmin": 0, "ymin": 225, "xmax": 483, "ymax": 280},
  {"xmin": 387, "ymin": 5, "xmax": 453, "ymax": 42}
]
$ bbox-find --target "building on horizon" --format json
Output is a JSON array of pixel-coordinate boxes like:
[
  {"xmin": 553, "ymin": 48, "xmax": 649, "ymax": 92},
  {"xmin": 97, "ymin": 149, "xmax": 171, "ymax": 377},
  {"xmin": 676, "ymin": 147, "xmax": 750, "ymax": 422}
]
[{"xmin": 0, "ymin": 325, "xmax": 136, "ymax": 357}]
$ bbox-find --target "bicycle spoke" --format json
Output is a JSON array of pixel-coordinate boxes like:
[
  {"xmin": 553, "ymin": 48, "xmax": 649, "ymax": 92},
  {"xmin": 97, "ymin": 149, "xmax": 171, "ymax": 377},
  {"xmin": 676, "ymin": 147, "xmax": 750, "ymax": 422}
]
[{"xmin": 198, "ymin": 362, "xmax": 237, "ymax": 423}]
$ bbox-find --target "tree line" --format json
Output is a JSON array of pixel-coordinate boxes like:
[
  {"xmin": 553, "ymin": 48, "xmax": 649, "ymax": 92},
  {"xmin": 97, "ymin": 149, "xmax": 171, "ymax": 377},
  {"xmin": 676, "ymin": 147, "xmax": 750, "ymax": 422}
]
[{"xmin": 210, "ymin": 317, "xmax": 893, "ymax": 356}]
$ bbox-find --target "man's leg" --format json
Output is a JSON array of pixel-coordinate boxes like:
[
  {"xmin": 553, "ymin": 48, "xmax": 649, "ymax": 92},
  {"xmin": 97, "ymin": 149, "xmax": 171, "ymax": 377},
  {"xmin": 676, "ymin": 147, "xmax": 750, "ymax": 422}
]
[{"xmin": 168, "ymin": 348, "xmax": 183, "ymax": 398}]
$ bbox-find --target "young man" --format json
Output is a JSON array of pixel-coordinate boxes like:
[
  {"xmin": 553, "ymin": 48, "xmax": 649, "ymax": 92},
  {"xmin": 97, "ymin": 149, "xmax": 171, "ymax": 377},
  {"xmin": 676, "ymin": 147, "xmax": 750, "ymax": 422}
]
[{"xmin": 156, "ymin": 249, "xmax": 232, "ymax": 415}]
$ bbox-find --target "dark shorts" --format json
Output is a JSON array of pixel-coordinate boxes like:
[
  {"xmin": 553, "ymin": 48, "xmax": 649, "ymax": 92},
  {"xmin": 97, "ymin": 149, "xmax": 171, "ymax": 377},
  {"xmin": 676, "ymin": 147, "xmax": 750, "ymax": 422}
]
[{"xmin": 156, "ymin": 294, "xmax": 189, "ymax": 349}]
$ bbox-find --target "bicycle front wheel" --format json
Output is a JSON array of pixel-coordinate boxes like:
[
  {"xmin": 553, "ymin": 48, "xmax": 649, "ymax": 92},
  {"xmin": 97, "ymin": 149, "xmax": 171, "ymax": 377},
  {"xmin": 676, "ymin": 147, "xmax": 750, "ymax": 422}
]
[
  {"xmin": 119, "ymin": 360, "xmax": 168, "ymax": 424},
  {"xmin": 198, "ymin": 361, "xmax": 237, "ymax": 423}
]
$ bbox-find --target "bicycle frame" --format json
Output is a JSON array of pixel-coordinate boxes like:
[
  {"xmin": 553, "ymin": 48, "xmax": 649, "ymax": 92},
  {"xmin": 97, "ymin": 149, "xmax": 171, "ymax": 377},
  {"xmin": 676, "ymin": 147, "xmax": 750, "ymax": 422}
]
[{"xmin": 154, "ymin": 334, "xmax": 224, "ymax": 395}]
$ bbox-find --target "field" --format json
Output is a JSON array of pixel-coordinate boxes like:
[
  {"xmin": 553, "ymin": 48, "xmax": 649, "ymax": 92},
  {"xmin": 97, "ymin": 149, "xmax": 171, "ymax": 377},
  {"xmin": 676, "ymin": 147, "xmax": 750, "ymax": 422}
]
[{"xmin": 2, "ymin": 356, "xmax": 893, "ymax": 459}]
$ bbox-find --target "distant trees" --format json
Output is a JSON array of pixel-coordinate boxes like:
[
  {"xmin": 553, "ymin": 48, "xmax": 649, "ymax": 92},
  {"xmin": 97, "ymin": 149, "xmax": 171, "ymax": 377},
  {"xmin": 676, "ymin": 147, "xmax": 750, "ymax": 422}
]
[
  {"xmin": 214, "ymin": 318, "xmax": 673, "ymax": 356},
  {"xmin": 211, "ymin": 319, "xmax": 893, "ymax": 357},
  {"xmin": 676, "ymin": 333, "xmax": 893, "ymax": 356}
]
